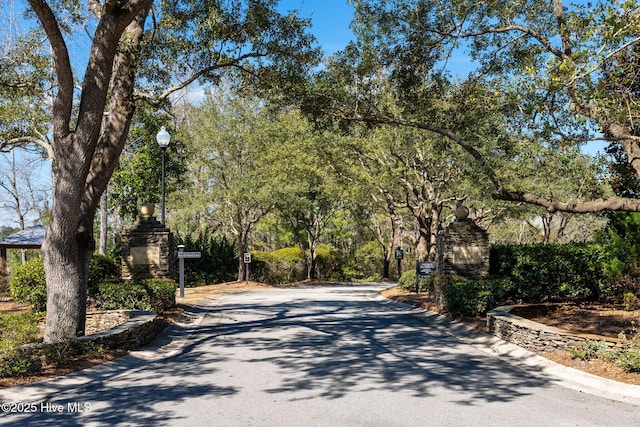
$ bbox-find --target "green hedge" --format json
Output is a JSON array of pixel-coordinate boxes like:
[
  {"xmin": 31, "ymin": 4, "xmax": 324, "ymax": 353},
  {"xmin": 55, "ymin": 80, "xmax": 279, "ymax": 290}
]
[
  {"xmin": 93, "ymin": 279, "xmax": 177, "ymax": 312},
  {"xmin": 178, "ymin": 232, "xmax": 237, "ymax": 286},
  {"xmin": 346, "ymin": 241, "xmax": 384, "ymax": 281},
  {"xmin": 9, "ymin": 255, "xmax": 123, "ymax": 313},
  {"xmin": 437, "ymin": 277, "xmax": 511, "ymax": 317},
  {"xmin": 314, "ymin": 247, "xmax": 345, "ymax": 281},
  {"xmin": 490, "ymin": 243, "xmax": 604, "ymax": 302},
  {"xmin": 398, "ymin": 270, "xmax": 431, "ymax": 293},
  {"xmin": 88, "ymin": 254, "xmax": 121, "ymax": 297}
]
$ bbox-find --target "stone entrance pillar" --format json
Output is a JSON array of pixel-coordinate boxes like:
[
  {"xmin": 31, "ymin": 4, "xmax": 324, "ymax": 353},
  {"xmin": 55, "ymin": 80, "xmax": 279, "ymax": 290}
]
[
  {"xmin": 437, "ymin": 206, "xmax": 489, "ymax": 278},
  {"xmin": 121, "ymin": 204, "xmax": 175, "ymax": 282}
]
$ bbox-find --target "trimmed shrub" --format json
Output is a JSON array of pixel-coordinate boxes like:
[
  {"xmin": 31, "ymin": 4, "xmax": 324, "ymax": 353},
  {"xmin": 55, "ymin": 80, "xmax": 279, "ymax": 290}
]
[
  {"xmin": 94, "ymin": 281, "xmax": 149, "ymax": 310},
  {"xmin": 250, "ymin": 251, "xmax": 278, "ymax": 284},
  {"xmin": 252, "ymin": 246, "xmax": 345, "ymax": 284},
  {"xmin": 427, "ymin": 275, "xmax": 511, "ymax": 317},
  {"xmin": 9, "ymin": 257, "xmax": 46, "ymax": 312},
  {"xmin": 398, "ymin": 270, "xmax": 431, "ymax": 293},
  {"xmin": 490, "ymin": 243, "xmax": 603, "ymax": 302},
  {"xmin": 93, "ymin": 279, "xmax": 177, "ymax": 312},
  {"xmin": 269, "ymin": 247, "xmax": 307, "ymax": 283},
  {"xmin": 145, "ymin": 279, "xmax": 177, "ymax": 312}
]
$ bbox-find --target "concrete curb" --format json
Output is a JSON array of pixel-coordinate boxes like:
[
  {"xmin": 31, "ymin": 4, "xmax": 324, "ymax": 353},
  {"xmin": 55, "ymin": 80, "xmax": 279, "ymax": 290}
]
[
  {"xmin": 375, "ymin": 295, "xmax": 640, "ymax": 406},
  {"xmin": 0, "ymin": 297, "xmax": 217, "ymax": 404}
]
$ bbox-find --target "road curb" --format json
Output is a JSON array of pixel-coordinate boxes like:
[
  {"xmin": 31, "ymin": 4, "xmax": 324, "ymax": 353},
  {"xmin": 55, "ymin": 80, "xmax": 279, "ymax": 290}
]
[{"xmin": 376, "ymin": 295, "xmax": 640, "ymax": 406}]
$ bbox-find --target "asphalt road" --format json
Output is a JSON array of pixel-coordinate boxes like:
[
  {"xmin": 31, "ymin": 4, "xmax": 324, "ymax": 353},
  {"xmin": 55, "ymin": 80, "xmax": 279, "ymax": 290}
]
[{"xmin": 1, "ymin": 283, "xmax": 639, "ymax": 426}]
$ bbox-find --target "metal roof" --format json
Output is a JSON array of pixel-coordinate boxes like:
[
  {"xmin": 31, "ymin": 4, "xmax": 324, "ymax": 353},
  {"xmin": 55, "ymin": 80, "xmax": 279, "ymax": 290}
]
[{"xmin": 0, "ymin": 225, "xmax": 46, "ymax": 248}]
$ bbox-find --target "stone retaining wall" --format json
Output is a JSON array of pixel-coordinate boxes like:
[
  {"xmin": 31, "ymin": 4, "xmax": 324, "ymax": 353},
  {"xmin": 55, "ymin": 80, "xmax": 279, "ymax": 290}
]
[
  {"xmin": 77, "ymin": 310, "xmax": 161, "ymax": 349},
  {"xmin": 487, "ymin": 304, "xmax": 619, "ymax": 353},
  {"xmin": 24, "ymin": 310, "xmax": 161, "ymax": 357}
]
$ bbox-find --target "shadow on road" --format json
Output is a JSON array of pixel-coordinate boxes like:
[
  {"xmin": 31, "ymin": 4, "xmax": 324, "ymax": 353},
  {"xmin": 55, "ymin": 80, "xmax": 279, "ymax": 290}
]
[{"xmin": 182, "ymin": 293, "xmax": 550, "ymax": 404}]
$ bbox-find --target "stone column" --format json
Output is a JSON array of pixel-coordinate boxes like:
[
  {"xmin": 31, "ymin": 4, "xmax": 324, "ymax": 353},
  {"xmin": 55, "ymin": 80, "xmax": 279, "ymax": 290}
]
[
  {"xmin": 438, "ymin": 206, "xmax": 489, "ymax": 278},
  {"xmin": 121, "ymin": 204, "xmax": 175, "ymax": 282}
]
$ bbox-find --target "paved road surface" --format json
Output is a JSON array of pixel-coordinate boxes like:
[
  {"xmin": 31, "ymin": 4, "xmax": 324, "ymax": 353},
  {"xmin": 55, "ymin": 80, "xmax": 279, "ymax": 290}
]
[{"xmin": 1, "ymin": 284, "xmax": 638, "ymax": 426}]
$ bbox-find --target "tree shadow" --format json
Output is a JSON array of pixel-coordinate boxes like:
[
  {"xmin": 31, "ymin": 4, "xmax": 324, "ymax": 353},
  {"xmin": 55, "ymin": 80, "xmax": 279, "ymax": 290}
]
[
  {"xmin": 184, "ymin": 292, "xmax": 551, "ymax": 404},
  {"xmin": 1, "ymin": 344, "xmax": 237, "ymax": 426},
  {"xmin": 1, "ymin": 287, "xmax": 555, "ymax": 425}
]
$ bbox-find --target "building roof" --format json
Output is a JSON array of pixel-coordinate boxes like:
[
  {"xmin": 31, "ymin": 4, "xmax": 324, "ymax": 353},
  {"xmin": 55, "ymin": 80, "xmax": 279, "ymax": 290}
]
[{"xmin": 0, "ymin": 225, "xmax": 46, "ymax": 248}]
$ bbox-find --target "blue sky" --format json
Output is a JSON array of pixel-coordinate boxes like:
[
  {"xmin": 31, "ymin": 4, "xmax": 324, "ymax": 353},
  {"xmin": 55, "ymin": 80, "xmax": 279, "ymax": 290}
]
[{"xmin": 278, "ymin": 0, "xmax": 355, "ymax": 56}]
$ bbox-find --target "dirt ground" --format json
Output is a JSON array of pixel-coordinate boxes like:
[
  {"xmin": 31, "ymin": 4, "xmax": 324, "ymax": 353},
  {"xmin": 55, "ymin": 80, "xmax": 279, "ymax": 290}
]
[{"xmin": 1, "ymin": 282, "xmax": 639, "ymax": 388}]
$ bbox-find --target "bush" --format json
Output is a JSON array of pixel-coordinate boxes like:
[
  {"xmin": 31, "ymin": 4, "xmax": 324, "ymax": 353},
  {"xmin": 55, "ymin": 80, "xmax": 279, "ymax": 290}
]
[
  {"xmin": 569, "ymin": 339, "xmax": 611, "ymax": 361},
  {"xmin": 93, "ymin": 279, "xmax": 177, "ymax": 312},
  {"xmin": 437, "ymin": 276, "xmax": 509, "ymax": 317},
  {"xmin": 268, "ymin": 247, "xmax": 307, "ymax": 284},
  {"xmin": 398, "ymin": 270, "xmax": 431, "ymax": 293},
  {"xmin": 0, "ymin": 312, "xmax": 42, "ymax": 378},
  {"xmin": 145, "ymin": 279, "xmax": 178, "ymax": 312},
  {"xmin": 315, "ymin": 247, "xmax": 345, "ymax": 281},
  {"xmin": 569, "ymin": 333, "xmax": 640, "ymax": 373},
  {"xmin": 596, "ymin": 212, "xmax": 640, "ymax": 296},
  {"xmin": 251, "ymin": 246, "xmax": 345, "ymax": 284},
  {"xmin": 490, "ymin": 243, "xmax": 603, "ymax": 302},
  {"xmin": 0, "ymin": 354, "xmax": 41, "ymax": 377},
  {"xmin": 0, "ymin": 269, "xmax": 9, "ymax": 295},
  {"xmin": 250, "ymin": 251, "xmax": 277, "ymax": 284},
  {"xmin": 88, "ymin": 254, "xmax": 121, "ymax": 297},
  {"xmin": 9, "ymin": 257, "xmax": 47, "ymax": 312},
  {"xmin": 178, "ymin": 231, "xmax": 237, "ymax": 286},
  {"xmin": 346, "ymin": 241, "xmax": 384, "ymax": 281}
]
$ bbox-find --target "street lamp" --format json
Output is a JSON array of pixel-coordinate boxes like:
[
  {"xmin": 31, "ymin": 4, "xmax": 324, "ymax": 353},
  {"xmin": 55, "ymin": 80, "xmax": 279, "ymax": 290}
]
[{"xmin": 156, "ymin": 126, "xmax": 171, "ymax": 226}]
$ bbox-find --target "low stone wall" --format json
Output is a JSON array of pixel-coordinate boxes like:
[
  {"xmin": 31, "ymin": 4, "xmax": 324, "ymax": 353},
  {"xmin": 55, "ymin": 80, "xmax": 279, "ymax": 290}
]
[
  {"xmin": 25, "ymin": 310, "xmax": 161, "ymax": 357},
  {"xmin": 77, "ymin": 310, "xmax": 161, "ymax": 349},
  {"xmin": 487, "ymin": 304, "xmax": 619, "ymax": 353},
  {"xmin": 85, "ymin": 310, "xmax": 135, "ymax": 335}
]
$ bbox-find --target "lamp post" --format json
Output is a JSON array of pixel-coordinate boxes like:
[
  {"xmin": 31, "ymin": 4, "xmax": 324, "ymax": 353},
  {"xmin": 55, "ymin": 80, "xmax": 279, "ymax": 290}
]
[{"xmin": 156, "ymin": 126, "xmax": 171, "ymax": 226}]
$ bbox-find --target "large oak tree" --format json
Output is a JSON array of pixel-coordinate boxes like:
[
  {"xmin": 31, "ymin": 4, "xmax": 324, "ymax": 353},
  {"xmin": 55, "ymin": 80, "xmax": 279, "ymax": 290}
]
[
  {"xmin": 0, "ymin": 0, "xmax": 318, "ymax": 342},
  {"xmin": 303, "ymin": 0, "xmax": 640, "ymax": 214}
]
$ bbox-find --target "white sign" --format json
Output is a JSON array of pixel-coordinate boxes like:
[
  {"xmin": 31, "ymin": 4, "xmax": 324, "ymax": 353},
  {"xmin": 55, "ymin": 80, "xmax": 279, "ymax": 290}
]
[
  {"xmin": 244, "ymin": 253, "xmax": 252, "ymax": 263},
  {"xmin": 178, "ymin": 251, "xmax": 201, "ymax": 259}
]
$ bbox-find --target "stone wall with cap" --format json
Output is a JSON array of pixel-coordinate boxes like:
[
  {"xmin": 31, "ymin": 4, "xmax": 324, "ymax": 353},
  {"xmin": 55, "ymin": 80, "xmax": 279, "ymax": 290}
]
[{"xmin": 121, "ymin": 204, "xmax": 175, "ymax": 282}]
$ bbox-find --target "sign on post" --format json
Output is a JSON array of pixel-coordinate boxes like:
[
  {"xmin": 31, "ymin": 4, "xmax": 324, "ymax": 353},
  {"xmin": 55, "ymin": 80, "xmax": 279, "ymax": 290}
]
[
  {"xmin": 415, "ymin": 261, "xmax": 436, "ymax": 294},
  {"xmin": 177, "ymin": 246, "xmax": 201, "ymax": 298},
  {"xmin": 417, "ymin": 262, "xmax": 436, "ymax": 279},
  {"xmin": 243, "ymin": 253, "xmax": 251, "ymax": 282},
  {"xmin": 178, "ymin": 251, "xmax": 202, "ymax": 259}
]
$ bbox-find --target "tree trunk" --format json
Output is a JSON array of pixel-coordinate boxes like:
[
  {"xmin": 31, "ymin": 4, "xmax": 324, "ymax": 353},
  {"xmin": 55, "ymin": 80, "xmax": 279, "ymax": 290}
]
[
  {"xmin": 38, "ymin": 4, "xmax": 151, "ymax": 343},
  {"xmin": 42, "ymin": 147, "xmax": 94, "ymax": 342},
  {"xmin": 382, "ymin": 257, "xmax": 390, "ymax": 279},
  {"xmin": 99, "ymin": 189, "xmax": 108, "ymax": 255}
]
